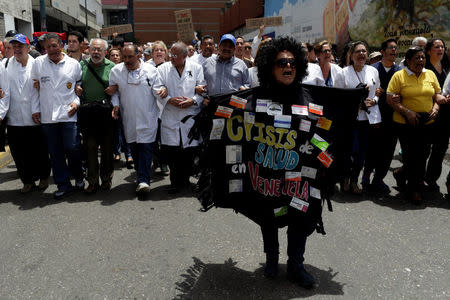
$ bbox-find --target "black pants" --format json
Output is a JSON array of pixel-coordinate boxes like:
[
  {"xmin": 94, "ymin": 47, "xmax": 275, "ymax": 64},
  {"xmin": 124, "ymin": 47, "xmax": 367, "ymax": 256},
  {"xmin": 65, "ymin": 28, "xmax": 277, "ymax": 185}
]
[
  {"xmin": 84, "ymin": 128, "xmax": 114, "ymax": 186},
  {"xmin": 395, "ymin": 122, "xmax": 433, "ymax": 193},
  {"xmin": 162, "ymin": 145, "xmax": 196, "ymax": 188},
  {"xmin": 261, "ymin": 222, "xmax": 307, "ymax": 264},
  {"xmin": 425, "ymin": 116, "xmax": 449, "ymax": 185},
  {"xmin": 350, "ymin": 121, "xmax": 369, "ymax": 183},
  {"xmin": 7, "ymin": 125, "xmax": 51, "ymax": 184},
  {"xmin": 364, "ymin": 121, "xmax": 397, "ymax": 183}
]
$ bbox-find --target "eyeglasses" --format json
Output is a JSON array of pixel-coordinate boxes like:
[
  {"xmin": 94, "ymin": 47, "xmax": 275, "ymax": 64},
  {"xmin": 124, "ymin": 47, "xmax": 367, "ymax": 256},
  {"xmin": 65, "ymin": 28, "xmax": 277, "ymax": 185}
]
[
  {"xmin": 169, "ymin": 53, "xmax": 178, "ymax": 58},
  {"xmin": 244, "ymin": 46, "xmax": 252, "ymax": 50},
  {"xmin": 275, "ymin": 58, "xmax": 296, "ymax": 68},
  {"xmin": 321, "ymin": 49, "xmax": 332, "ymax": 53}
]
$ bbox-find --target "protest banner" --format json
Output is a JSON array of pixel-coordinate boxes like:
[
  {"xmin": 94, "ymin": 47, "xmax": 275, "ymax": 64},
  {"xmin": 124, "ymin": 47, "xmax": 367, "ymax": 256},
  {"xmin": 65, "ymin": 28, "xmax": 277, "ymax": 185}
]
[
  {"xmin": 174, "ymin": 9, "xmax": 195, "ymax": 42},
  {"xmin": 100, "ymin": 24, "xmax": 133, "ymax": 38},
  {"xmin": 246, "ymin": 16, "xmax": 283, "ymax": 29}
]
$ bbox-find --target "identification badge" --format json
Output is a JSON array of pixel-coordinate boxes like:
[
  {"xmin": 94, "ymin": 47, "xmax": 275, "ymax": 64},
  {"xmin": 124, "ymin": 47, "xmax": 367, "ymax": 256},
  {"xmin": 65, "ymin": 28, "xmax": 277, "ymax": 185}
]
[
  {"xmin": 274, "ymin": 115, "xmax": 291, "ymax": 128},
  {"xmin": 301, "ymin": 166, "xmax": 317, "ymax": 179},
  {"xmin": 256, "ymin": 99, "xmax": 271, "ymax": 113},
  {"xmin": 290, "ymin": 197, "xmax": 309, "ymax": 212},
  {"xmin": 274, "ymin": 206, "xmax": 288, "ymax": 217},
  {"xmin": 210, "ymin": 119, "xmax": 225, "ymax": 140},
  {"xmin": 285, "ymin": 171, "xmax": 302, "ymax": 182},
  {"xmin": 316, "ymin": 117, "xmax": 332, "ymax": 130},
  {"xmin": 309, "ymin": 103, "xmax": 323, "ymax": 115},
  {"xmin": 310, "ymin": 186, "xmax": 321, "ymax": 199},
  {"xmin": 215, "ymin": 106, "xmax": 233, "ymax": 118},
  {"xmin": 292, "ymin": 105, "xmax": 308, "ymax": 115},
  {"xmin": 311, "ymin": 133, "xmax": 329, "ymax": 151},
  {"xmin": 229, "ymin": 179, "xmax": 243, "ymax": 193},
  {"xmin": 226, "ymin": 145, "xmax": 242, "ymax": 164},
  {"xmin": 229, "ymin": 95, "xmax": 247, "ymax": 109},
  {"xmin": 267, "ymin": 102, "xmax": 283, "ymax": 116},
  {"xmin": 299, "ymin": 119, "xmax": 311, "ymax": 132},
  {"xmin": 244, "ymin": 112, "xmax": 255, "ymax": 124},
  {"xmin": 317, "ymin": 151, "xmax": 333, "ymax": 168}
]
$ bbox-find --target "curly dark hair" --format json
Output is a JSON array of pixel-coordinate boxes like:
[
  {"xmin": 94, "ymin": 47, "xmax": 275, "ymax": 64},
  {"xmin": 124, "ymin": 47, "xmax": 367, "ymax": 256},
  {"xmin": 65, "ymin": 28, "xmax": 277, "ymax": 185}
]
[{"xmin": 255, "ymin": 36, "xmax": 307, "ymax": 88}]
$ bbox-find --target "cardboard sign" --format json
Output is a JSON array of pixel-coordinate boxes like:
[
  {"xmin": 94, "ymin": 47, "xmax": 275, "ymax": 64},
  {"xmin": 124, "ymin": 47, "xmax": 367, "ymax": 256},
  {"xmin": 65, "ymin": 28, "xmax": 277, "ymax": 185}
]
[
  {"xmin": 246, "ymin": 16, "xmax": 283, "ymax": 29},
  {"xmin": 174, "ymin": 9, "xmax": 195, "ymax": 42},
  {"xmin": 100, "ymin": 24, "xmax": 133, "ymax": 38}
]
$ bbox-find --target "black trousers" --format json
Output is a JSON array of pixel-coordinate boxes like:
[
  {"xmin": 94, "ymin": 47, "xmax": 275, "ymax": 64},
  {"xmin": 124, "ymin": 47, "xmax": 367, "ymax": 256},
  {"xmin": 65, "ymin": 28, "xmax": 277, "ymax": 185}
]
[
  {"xmin": 425, "ymin": 116, "xmax": 449, "ymax": 185},
  {"xmin": 7, "ymin": 125, "xmax": 51, "ymax": 184},
  {"xmin": 395, "ymin": 122, "xmax": 433, "ymax": 193},
  {"xmin": 161, "ymin": 145, "xmax": 196, "ymax": 188},
  {"xmin": 261, "ymin": 222, "xmax": 307, "ymax": 264},
  {"xmin": 84, "ymin": 128, "xmax": 114, "ymax": 186},
  {"xmin": 364, "ymin": 120, "xmax": 397, "ymax": 183}
]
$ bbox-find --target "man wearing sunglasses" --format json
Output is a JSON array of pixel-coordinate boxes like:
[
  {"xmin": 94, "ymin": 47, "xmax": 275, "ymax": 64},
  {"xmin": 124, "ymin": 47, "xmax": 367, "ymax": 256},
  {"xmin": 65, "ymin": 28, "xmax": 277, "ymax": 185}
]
[{"xmin": 202, "ymin": 34, "xmax": 250, "ymax": 97}]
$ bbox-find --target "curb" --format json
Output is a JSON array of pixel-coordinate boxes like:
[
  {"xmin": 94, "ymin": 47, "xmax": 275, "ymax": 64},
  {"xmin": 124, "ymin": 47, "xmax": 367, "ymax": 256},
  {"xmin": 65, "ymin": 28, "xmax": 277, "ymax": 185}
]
[{"xmin": 0, "ymin": 146, "xmax": 12, "ymax": 169}]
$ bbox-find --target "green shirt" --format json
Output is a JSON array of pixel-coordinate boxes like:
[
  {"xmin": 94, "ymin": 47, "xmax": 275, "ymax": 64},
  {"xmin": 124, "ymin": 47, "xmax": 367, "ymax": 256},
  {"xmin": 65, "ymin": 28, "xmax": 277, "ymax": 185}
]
[{"xmin": 80, "ymin": 58, "xmax": 115, "ymax": 103}]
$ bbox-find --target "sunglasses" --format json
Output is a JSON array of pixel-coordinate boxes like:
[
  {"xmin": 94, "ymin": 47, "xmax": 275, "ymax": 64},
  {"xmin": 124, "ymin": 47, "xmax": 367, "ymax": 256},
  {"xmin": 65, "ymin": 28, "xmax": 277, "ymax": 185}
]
[
  {"xmin": 275, "ymin": 58, "xmax": 296, "ymax": 68},
  {"xmin": 244, "ymin": 46, "xmax": 252, "ymax": 50}
]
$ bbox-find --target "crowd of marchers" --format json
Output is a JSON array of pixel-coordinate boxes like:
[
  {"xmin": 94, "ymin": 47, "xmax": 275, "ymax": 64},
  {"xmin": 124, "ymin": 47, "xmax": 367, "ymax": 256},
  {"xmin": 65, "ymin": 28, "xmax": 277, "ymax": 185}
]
[{"xmin": 0, "ymin": 26, "xmax": 449, "ymax": 205}]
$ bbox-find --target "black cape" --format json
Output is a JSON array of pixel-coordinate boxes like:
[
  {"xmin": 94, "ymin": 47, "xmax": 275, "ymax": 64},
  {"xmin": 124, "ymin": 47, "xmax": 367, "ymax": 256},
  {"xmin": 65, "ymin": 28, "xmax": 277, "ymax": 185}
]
[{"xmin": 191, "ymin": 83, "xmax": 366, "ymax": 235}]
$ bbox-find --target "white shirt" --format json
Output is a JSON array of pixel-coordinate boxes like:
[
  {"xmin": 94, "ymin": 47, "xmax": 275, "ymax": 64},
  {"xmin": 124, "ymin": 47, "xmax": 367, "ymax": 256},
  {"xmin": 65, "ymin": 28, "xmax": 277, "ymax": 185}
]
[
  {"xmin": 0, "ymin": 63, "xmax": 10, "ymax": 121},
  {"xmin": 154, "ymin": 59, "xmax": 205, "ymax": 148},
  {"xmin": 31, "ymin": 53, "xmax": 82, "ymax": 124},
  {"xmin": 110, "ymin": 62, "xmax": 160, "ymax": 144},
  {"xmin": 302, "ymin": 63, "xmax": 345, "ymax": 88},
  {"xmin": 191, "ymin": 53, "xmax": 216, "ymax": 66},
  {"xmin": 248, "ymin": 66, "xmax": 260, "ymax": 88},
  {"xmin": 343, "ymin": 64, "xmax": 381, "ymax": 124},
  {"xmin": 4, "ymin": 56, "xmax": 39, "ymax": 126}
]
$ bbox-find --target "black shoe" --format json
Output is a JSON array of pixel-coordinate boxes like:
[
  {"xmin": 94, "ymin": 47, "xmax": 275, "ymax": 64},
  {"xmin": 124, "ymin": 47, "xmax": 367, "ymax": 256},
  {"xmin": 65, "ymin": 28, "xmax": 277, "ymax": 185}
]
[
  {"xmin": 287, "ymin": 262, "xmax": 316, "ymax": 289},
  {"xmin": 424, "ymin": 181, "xmax": 439, "ymax": 192},
  {"xmin": 126, "ymin": 160, "xmax": 134, "ymax": 169},
  {"xmin": 84, "ymin": 184, "xmax": 98, "ymax": 195},
  {"xmin": 264, "ymin": 253, "xmax": 279, "ymax": 279}
]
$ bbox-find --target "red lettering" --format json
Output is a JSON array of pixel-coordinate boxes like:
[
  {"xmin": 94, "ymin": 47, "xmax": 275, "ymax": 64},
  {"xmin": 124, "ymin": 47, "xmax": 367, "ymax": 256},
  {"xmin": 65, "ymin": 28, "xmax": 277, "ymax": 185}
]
[
  {"xmin": 257, "ymin": 176, "xmax": 264, "ymax": 194},
  {"xmin": 300, "ymin": 181, "xmax": 309, "ymax": 201},
  {"xmin": 274, "ymin": 180, "xmax": 281, "ymax": 196},
  {"xmin": 294, "ymin": 181, "xmax": 302, "ymax": 198},
  {"xmin": 248, "ymin": 161, "xmax": 259, "ymax": 191},
  {"xmin": 287, "ymin": 182, "xmax": 295, "ymax": 197}
]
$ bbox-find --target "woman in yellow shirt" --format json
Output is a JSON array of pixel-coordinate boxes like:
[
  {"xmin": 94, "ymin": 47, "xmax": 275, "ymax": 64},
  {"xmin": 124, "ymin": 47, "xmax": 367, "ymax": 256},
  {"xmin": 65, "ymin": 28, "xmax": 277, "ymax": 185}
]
[{"xmin": 387, "ymin": 46, "xmax": 445, "ymax": 204}]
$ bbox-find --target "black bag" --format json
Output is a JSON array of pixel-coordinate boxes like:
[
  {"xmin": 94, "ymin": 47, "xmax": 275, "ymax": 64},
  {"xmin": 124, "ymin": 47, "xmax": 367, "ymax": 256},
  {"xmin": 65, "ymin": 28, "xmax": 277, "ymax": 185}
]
[{"xmin": 78, "ymin": 60, "xmax": 114, "ymax": 132}]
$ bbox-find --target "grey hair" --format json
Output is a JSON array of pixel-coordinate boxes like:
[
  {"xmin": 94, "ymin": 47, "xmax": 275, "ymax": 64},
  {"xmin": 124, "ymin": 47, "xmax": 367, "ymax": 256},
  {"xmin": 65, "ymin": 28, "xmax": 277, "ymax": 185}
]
[
  {"xmin": 412, "ymin": 37, "xmax": 427, "ymax": 47},
  {"xmin": 44, "ymin": 33, "xmax": 63, "ymax": 45},
  {"xmin": 89, "ymin": 38, "xmax": 108, "ymax": 50},
  {"xmin": 171, "ymin": 42, "xmax": 188, "ymax": 56}
]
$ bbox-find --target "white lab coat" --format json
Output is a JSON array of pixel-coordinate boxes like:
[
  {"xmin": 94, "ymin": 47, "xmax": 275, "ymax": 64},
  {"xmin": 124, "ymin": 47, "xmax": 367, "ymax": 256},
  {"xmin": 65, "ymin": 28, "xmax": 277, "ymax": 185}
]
[
  {"xmin": 302, "ymin": 63, "xmax": 345, "ymax": 88},
  {"xmin": 343, "ymin": 64, "xmax": 381, "ymax": 124},
  {"xmin": 3, "ymin": 56, "xmax": 39, "ymax": 126},
  {"xmin": 154, "ymin": 60, "xmax": 205, "ymax": 148},
  {"xmin": 110, "ymin": 62, "xmax": 160, "ymax": 144},
  {"xmin": 0, "ymin": 63, "xmax": 10, "ymax": 121},
  {"xmin": 31, "ymin": 53, "xmax": 81, "ymax": 124}
]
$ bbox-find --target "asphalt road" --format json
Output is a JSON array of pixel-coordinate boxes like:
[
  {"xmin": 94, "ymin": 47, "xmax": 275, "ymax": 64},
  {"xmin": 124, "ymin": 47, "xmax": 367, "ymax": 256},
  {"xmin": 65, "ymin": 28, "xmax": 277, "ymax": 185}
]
[{"xmin": 0, "ymin": 152, "xmax": 449, "ymax": 299}]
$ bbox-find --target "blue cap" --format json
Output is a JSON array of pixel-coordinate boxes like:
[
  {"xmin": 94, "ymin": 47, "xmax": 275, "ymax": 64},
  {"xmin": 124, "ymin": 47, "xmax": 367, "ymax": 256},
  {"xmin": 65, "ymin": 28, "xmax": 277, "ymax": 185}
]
[
  {"xmin": 10, "ymin": 34, "xmax": 30, "ymax": 45},
  {"xmin": 220, "ymin": 34, "xmax": 236, "ymax": 46}
]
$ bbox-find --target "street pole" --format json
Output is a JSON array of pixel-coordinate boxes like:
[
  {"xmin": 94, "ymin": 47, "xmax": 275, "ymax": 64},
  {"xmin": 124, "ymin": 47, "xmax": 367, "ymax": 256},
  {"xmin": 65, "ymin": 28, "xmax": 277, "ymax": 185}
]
[
  {"xmin": 85, "ymin": 0, "xmax": 89, "ymax": 39},
  {"xmin": 40, "ymin": 0, "xmax": 47, "ymax": 31}
]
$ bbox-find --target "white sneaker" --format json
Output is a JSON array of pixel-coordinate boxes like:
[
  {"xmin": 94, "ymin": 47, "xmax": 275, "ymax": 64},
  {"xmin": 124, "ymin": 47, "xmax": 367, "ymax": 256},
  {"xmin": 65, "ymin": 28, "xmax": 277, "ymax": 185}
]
[
  {"xmin": 75, "ymin": 179, "xmax": 85, "ymax": 190},
  {"xmin": 136, "ymin": 182, "xmax": 151, "ymax": 193}
]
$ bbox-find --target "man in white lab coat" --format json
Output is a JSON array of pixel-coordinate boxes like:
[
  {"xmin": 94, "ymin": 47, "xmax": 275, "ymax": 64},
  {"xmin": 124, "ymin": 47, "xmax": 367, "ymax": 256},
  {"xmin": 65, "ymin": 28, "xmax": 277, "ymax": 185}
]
[
  {"xmin": 110, "ymin": 44, "xmax": 161, "ymax": 194},
  {"xmin": 0, "ymin": 34, "xmax": 50, "ymax": 193},
  {"xmin": 154, "ymin": 42, "xmax": 205, "ymax": 194},
  {"xmin": 31, "ymin": 33, "xmax": 84, "ymax": 199}
]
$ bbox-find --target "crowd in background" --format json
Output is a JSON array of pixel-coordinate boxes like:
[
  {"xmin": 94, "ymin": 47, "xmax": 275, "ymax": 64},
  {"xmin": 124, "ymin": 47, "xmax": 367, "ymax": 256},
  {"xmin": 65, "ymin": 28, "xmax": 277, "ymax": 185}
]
[{"xmin": 0, "ymin": 26, "xmax": 449, "ymax": 206}]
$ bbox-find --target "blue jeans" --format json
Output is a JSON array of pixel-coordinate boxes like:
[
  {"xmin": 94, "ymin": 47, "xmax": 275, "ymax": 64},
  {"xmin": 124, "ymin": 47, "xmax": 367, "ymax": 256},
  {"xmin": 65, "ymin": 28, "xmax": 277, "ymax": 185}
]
[
  {"xmin": 113, "ymin": 118, "xmax": 132, "ymax": 160},
  {"xmin": 129, "ymin": 142, "xmax": 154, "ymax": 185},
  {"xmin": 42, "ymin": 122, "xmax": 83, "ymax": 191}
]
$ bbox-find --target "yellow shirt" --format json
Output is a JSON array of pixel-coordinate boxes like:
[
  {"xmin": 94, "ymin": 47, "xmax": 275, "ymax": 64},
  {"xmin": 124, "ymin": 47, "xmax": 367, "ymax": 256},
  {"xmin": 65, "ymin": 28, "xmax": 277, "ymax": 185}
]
[{"xmin": 387, "ymin": 68, "xmax": 441, "ymax": 124}]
